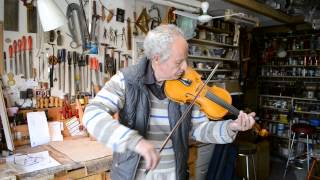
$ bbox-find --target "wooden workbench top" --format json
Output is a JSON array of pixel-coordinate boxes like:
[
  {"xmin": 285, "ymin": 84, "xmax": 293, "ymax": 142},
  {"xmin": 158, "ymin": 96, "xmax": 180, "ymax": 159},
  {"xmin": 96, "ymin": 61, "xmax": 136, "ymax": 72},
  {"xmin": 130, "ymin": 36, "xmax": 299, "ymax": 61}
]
[{"xmin": 0, "ymin": 137, "xmax": 113, "ymax": 179}]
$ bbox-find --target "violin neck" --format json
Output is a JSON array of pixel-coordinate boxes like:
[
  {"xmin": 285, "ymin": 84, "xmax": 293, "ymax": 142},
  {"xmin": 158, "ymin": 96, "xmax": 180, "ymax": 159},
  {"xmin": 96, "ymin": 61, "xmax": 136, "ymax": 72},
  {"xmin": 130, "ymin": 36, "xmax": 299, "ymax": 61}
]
[{"xmin": 206, "ymin": 92, "xmax": 240, "ymax": 116}]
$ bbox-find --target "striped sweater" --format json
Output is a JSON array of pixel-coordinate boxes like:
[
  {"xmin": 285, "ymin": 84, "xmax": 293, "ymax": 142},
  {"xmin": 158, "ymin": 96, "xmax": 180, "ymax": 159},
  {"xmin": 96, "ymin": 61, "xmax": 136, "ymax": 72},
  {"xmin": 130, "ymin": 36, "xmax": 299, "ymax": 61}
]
[{"xmin": 83, "ymin": 71, "xmax": 238, "ymax": 179}]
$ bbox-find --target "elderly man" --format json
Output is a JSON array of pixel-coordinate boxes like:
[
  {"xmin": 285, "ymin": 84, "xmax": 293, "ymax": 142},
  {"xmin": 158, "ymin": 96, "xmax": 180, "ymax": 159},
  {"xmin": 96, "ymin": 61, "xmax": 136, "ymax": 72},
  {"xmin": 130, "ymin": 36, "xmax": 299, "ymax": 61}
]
[{"xmin": 83, "ymin": 24, "xmax": 255, "ymax": 180}]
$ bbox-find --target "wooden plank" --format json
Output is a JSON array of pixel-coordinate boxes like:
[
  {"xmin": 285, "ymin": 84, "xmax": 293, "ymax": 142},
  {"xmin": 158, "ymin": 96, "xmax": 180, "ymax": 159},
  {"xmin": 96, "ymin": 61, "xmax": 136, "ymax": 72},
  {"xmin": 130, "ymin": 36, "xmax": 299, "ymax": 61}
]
[
  {"xmin": 4, "ymin": 139, "xmax": 113, "ymax": 179},
  {"xmin": 55, "ymin": 171, "xmax": 108, "ymax": 180},
  {"xmin": 18, "ymin": 103, "xmax": 84, "ymax": 121},
  {"xmin": 0, "ymin": 79, "xmax": 15, "ymax": 151},
  {"xmin": 225, "ymin": 0, "xmax": 304, "ymax": 24},
  {"xmin": 0, "ymin": 21, "xmax": 3, "ymax": 75},
  {"xmin": 253, "ymin": 23, "xmax": 312, "ymax": 34},
  {"xmin": 54, "ymin": 168, "xmax": 87, "ymax": 179},
  {"xmin": 0, "ymin": 163, "xmax": 17, "ymax": 180}
]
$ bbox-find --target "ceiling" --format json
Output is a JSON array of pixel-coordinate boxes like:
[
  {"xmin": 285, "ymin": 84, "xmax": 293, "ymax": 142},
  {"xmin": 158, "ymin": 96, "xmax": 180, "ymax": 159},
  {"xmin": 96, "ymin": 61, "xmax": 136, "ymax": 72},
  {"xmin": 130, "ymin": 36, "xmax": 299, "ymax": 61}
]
[
  {"xmin": 206, "ymin": 0, "xmax": 320, "ymax": 28},
  {"xmin": 207, "ymin": 0, "xmax": 282, "ymax": 27}
]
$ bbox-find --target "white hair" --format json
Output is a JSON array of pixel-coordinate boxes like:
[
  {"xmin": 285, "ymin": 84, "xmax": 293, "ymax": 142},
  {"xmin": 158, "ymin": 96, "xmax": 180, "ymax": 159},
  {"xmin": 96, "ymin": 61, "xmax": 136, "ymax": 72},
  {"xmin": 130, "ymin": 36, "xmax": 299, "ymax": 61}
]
[{"xmin": 143, "ymin": 24, "xmax": 185, "ymax": 63}]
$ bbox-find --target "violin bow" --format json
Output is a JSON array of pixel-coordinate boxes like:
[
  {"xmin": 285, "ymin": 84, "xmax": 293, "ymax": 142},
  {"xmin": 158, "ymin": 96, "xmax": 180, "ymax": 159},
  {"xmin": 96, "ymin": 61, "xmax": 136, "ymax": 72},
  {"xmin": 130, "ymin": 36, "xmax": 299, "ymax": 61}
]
[{"xmin": 146, "ymin": 63, "xmax": 220, "ymax": 174}]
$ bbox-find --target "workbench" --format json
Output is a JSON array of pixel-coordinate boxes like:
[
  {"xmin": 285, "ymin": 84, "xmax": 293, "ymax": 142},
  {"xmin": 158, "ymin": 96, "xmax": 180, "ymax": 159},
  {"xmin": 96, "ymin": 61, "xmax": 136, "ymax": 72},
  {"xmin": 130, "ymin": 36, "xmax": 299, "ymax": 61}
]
[{"xmin": 0, "ymin": 137, "xmax": 113, "ymax": 180}]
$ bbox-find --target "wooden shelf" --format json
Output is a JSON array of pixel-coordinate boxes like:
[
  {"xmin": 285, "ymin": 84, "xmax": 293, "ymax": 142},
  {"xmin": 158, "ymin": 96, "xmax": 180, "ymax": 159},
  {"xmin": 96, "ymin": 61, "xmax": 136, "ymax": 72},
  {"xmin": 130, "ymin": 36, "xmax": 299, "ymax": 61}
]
[
  {"xmin": 294, "ymin": 97, "xmax": 320, "ymax": 101},
  {"xmin": 208, "ymin": 79, "xmax": 238, "ymax": 82},
  {"xmin": 191, "ymin": 23, "xmax": 240, "ymax": 97},
  {"xmin": 194, "ymin": 68, "xmax": 233, "ymax": 72},
  {"xmin": 261, "ymin": 65, "xmax": 320, "ymax": 68},
  {"xmin": 260, "ymin": 76, "xmax": 320, "ymax": 79},
  {"xmin": 261, "ymin": 106, "xmax": 288, "ymax": 112},
  {"xmin": 294, "ymin": 110, "xmax": 320, "ymax": 115},
  {"xmin": 197, "ymin": 25, "xmax": 233, "ymax": 35},
  {"xmin": 269, "ymin": 134, "xmax": 316, "ymax": 144},
  {"xmin": 188, "ymin": 55, "xmax": 238, "ymax": 62},
  {"xmin": 260, "ymin": 94, "xmax": 320, "ymax": 101},
  {"xmin": 259, "ymin": 94, "xmax": 292, "ymax": 99},
  {"xmin": 224, "ymin": 0, "xmax": 304, "ymax": 24},
  {"xmin": 189, "ymin": 38, "xmax": 237, "ymax": 48},
  {"xmin": 230, "ymin": 92, "xmax": 243, "ymax": 96},
  {"xmin": 18, "ymin": 103, "xmax": 86, "ymax": 121},
  {"xmin": 261, "ymin": 119, "xmax": 288, "ymax": 124},
  {"xmin": 287, "ymin": 49, "xmax": 320, "ymax": 53}
]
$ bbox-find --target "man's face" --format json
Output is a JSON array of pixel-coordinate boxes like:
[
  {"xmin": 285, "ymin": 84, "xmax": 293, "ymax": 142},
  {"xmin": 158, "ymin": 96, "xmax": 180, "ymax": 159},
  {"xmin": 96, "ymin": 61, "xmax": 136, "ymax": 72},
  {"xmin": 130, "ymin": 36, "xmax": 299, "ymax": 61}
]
[{"xmin": 153, "ymin": 36, "xmax": 188, "ymax": 81}]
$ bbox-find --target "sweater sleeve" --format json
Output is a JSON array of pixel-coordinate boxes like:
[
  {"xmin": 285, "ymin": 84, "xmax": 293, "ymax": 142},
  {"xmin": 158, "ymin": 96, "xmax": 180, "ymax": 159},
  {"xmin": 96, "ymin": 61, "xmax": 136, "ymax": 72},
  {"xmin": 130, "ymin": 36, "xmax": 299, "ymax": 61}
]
[
  {"xmin": 82, "ymin": 72, "xmax": 143, "ymax": 152},
  {"xmin": 190, "ymin": 107, "xmax": 238, "ymax": 144}
]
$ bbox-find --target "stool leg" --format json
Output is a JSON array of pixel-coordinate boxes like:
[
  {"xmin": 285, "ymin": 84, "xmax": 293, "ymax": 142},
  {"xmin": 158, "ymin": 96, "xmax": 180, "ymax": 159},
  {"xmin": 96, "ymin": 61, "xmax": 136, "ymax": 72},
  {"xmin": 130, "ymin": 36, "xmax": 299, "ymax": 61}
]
[
  {"xmin": 251, "ymin": 155, "xmax": 257, "ymax": 180},
  {"xmin": 246, "ymin": 155, "xmax": 250, "ymax": 180},
  {"xmin": 307, "ymin": 135, "xmax": 310, "ymax": 171},
  {"xmin": 284, "ymin": 132, "xmax": 296, "ymax": 178}
]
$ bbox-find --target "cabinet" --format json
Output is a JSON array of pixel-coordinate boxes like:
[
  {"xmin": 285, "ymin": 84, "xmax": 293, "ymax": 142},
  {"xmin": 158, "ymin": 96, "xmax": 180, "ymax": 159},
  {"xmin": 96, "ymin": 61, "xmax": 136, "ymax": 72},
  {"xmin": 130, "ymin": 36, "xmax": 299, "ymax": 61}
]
[
  {"xmin": 257, "ymin": 32, "xmax": 320, "ymax": 157},
  {"xmin": 187, "ymin": 21, "xmax": 242, "ymax": 95}
]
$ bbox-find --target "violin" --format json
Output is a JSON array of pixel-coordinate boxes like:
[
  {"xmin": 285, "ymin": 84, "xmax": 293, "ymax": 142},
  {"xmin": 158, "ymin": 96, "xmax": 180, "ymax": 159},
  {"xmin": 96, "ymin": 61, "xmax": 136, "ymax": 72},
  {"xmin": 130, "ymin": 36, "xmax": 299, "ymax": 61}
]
[
  {"xmin": 164, "ymin": 67, "xmax": 268, "ymax": 137},
  {"xmin": 146, "ymin": 66, "xmax": 268, "ymax": 175}
]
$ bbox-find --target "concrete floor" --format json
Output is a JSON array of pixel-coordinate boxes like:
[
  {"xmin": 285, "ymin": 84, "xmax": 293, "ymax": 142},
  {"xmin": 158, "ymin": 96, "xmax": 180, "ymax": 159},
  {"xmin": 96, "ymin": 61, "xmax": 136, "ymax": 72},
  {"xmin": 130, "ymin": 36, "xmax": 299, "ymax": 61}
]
[{"xmin": 268, "ymin": 156, "xmax": 308, "ymax": 180}]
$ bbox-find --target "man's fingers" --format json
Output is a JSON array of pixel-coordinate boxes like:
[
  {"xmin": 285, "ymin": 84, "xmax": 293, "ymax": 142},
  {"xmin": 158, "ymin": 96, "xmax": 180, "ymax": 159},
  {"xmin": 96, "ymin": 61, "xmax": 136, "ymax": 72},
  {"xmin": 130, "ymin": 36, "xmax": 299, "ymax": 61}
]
[
  {"xmin": 144, "ymin": 150, "xmax": 160, "ymax": 170},
  {"xmin": 249, "ymin": 116, "xmax": 256, "ymax": 127},
  {"xmin": 240, "ymin": 112, "xmax": 246, "ymax": 130},
  {"xmin": 135, "ymin": 139, "xmax": 160, "ymax": 170},
  {"xmin": 144, "ymin": 154, "xmax": 152, "ymax": 170},
  {"xmin": 249, "ymin": 112, "xmax": 256, "ymax": 117},
  {"xmin": 150, "ymin": 151, "xmax": 160, "ymax": 170}
]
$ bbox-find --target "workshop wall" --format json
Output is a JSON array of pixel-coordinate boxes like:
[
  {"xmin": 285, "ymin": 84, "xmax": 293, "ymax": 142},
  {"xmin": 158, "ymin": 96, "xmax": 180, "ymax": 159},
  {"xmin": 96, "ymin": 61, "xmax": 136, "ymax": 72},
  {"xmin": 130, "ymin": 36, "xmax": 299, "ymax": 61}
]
[{"xmin": 0, "ymin": 0, "xmax": 158, "ymax": 109}]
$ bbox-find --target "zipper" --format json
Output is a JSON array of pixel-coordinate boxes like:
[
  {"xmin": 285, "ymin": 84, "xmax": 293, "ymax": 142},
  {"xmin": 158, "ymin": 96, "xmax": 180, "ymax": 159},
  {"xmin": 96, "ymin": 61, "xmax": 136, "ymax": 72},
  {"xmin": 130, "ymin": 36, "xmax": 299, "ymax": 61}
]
[{"xmin": 133, "ymin": 87, "xmax": 150, "ymax": 179}]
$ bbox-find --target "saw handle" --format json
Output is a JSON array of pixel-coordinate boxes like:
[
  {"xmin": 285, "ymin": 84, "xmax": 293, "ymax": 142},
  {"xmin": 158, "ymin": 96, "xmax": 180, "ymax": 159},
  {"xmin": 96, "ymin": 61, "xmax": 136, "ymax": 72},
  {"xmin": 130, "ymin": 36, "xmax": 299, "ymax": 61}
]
[
  {"xmin": 90, "ymin": 57, "xmax": 94, "ymax": 70},
  {"xmin": 9, "ymin": 45, "xmax": 13, "ymax": 59},
  {"xmin": 18, "ymin": 39, "xmax": 22, "ymax": 52},
  {"xmin": 95, "ymin": 59, "xmax": 99, "ymax": 71},
  {"xmin": 13, "ymin": 40, "xmax": 17, "ymax": 54},
  {"xmin": 22, "ymin": 36, "xmax": 27, "ymax": 51},
  {"xmin": 28, "ymin": 36, "xmax": 32, "ymax": 51}
]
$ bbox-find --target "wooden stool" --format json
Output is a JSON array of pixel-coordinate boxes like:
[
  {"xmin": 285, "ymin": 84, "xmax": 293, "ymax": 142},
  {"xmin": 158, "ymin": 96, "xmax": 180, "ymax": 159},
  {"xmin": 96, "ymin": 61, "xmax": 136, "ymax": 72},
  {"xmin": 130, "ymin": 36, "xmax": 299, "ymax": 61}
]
[
  {"xmin": 284, "ymin": 123, "xmax": 316, "ymax": 178},
  {"xmin": 237, "ymin": 142, "xmax": 257, "ymax": 180}
]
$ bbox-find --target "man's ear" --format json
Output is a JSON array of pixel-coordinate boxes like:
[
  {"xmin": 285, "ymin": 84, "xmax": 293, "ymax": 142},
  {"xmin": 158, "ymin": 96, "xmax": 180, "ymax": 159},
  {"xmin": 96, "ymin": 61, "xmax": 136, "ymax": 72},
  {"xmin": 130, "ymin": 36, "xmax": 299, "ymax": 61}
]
[{"xmin": 152, "ymin": 54, "xmax": 160, "ymax": 64}]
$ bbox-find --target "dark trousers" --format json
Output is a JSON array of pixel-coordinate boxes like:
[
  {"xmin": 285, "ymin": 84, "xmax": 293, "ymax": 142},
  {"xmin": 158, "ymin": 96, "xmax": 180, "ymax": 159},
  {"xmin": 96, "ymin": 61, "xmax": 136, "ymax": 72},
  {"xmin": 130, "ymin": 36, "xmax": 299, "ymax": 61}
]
[{"xmin": 206, "ymin": 143, "xmax": 237, "ymax": 180}]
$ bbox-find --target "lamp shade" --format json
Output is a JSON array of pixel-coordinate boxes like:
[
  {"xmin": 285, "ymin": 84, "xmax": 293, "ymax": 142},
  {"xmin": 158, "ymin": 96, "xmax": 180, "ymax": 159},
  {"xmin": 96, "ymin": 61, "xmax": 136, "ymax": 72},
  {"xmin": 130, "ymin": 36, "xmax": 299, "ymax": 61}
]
[{"xmin": 37, "ymin": 0, "xmax": 68, "ymax": 32}]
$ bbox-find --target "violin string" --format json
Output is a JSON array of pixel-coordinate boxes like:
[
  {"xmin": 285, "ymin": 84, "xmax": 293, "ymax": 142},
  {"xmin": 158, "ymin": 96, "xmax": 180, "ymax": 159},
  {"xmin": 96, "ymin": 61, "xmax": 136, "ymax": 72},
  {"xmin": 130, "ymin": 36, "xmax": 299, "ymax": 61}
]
[{"xmin": 206, "ymin": 92, "xmax": 239, "ymax": 116}]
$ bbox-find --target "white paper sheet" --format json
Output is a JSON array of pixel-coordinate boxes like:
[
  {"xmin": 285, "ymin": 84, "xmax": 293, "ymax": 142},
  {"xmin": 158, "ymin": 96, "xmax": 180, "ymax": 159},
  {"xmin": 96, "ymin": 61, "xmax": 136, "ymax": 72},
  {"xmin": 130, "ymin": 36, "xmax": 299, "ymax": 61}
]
[
  {"xmin": 27, "ymin": 111, "xmax": 50, "ymax": 147},
  {"xmin": 48, "ymin": 121, "xmax": 63, "ymax": 141},
  {"xmin": 6, "ymin": 151, "xmax": 60, "ymax": 173}
]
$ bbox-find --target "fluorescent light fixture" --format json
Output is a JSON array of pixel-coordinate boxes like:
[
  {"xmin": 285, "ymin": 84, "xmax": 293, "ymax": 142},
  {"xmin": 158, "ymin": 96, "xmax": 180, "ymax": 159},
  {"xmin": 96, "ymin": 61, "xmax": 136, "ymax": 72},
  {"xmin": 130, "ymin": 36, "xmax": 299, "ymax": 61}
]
[
  {"xmin": 150, "ymin": 0, "xmax": 201, "ymax": 12},
  {"xmin": 37, "ymin": 0, "xmax": 68, "ymax": 32}
]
